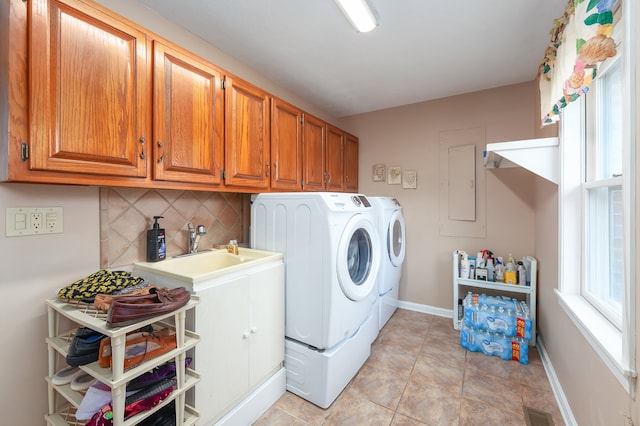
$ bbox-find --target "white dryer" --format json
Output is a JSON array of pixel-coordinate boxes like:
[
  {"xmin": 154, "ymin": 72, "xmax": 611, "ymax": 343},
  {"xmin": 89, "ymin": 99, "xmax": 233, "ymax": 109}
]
[
  {"xmin": 251, "ymin": 192, "xmax": 381, "ymax": 408},
  {"xmin": 370, "ymin": 197, "xmax": 406, "ymax": 329}
]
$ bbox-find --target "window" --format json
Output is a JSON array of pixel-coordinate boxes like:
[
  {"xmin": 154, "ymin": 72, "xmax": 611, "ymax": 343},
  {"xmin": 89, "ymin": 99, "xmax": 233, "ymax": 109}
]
[
  {"xmin": 556, "ymin": 4, "xmax": 636, "ymax": 394},
  {"xmin": 583, "ymin": 58, "xmax": 624, "ymax": 328}
]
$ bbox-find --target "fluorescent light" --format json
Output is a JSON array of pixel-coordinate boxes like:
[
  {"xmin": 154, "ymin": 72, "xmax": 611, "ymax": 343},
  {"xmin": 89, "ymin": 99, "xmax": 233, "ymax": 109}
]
[{"xmin": 334, "ymin": 0, "xmax": 377, "ymax": 33}]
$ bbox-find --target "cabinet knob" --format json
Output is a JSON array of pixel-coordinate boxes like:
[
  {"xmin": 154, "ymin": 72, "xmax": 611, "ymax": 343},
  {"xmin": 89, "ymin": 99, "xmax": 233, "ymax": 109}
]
[
  {"xmin": 242, "ymin": 332, "xmax": 250, "ymax": 339},
  {"xmin": 250, "ymin": 327, "xmax": 257, "ymax": 334}
]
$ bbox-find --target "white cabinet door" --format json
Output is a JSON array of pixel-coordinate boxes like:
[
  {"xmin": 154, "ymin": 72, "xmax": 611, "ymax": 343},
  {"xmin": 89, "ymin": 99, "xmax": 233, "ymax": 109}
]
[
  {"xmin": 198, "ymin": 275, "xmax": 250, "ymax": 421},
  {"xmin": 249, "ymin": 264, "xmax": 285, "ymax": 388}
]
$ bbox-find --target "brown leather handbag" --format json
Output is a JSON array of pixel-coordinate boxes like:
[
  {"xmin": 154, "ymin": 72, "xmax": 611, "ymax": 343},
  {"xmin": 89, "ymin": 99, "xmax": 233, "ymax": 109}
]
[{"xmin": 106, "ymin": 287, "xmax": 191, "ymax": 327}]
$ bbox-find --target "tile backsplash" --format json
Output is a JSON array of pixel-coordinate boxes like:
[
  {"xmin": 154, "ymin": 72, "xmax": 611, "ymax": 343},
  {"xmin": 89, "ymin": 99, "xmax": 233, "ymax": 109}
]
[{"xmin": 100, "ymin": 187, "xmax": 248, "ymax": 268}]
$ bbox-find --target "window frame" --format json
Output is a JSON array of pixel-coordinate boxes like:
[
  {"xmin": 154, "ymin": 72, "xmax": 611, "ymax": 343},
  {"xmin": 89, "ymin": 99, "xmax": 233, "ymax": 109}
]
[{"xmin": 581, "ymin": 54, "xmax": 624, "ymax": 329}]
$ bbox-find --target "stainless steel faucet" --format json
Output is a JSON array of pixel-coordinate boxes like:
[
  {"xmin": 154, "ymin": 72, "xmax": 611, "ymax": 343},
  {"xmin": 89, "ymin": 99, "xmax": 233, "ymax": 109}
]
[{"xmin": 188, "ymin": 223, "xmax": 207, "ymax": 253}]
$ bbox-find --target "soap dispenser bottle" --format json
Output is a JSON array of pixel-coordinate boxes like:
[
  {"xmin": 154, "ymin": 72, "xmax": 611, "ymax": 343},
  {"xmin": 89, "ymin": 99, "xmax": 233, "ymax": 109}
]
[{"xmin": 147, "ymin": 215, "xmax": 166, "ymax": 262}]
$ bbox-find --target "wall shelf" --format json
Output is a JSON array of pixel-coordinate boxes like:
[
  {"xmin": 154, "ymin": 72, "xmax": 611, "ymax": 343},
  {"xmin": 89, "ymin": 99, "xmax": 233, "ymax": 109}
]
[{"xmin": 484, "ymin": 137, "xmax": 559, "ymax": 184}]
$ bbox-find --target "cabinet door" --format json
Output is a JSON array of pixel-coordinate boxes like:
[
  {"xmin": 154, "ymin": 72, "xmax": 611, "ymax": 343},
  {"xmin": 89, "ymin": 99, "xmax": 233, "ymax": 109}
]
[
  {"xmin": 344, "ymin": 133, "xmax": 359, "ymax": 193},
  {"xmin": 325, "ymin": 124, "xmax": 345, "ymax": 192},
  {"xmin": 224, "ymin": 75, "xmax": 270, "ymax": 189},
  {"xmin": 199, "ymin": 277, "xmax": 250, "ymax": 421},
  {"xmin": 249, "ymin": 264, "xmax": 285, "ymax": 388},
  {"xmin": 29, "ymin": 0, "xmax": 149, "ymax": 177},
  {"xmin": 153, "ymin": 41, "xmax": 224, "ymax": 185},
  {"xmin": 301, "ymin": 113, "xmax": 326, "ymax": 191},
  {"xmin": 271, "ymin": 98, "xmax": 302, "ymax": 190}
]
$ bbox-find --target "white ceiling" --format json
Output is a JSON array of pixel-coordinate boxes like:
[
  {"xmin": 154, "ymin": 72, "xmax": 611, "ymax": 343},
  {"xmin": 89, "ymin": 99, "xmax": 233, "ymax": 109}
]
[{"xmin": 137, "ymin": 0, "xmax": 566, "ymax": 118}]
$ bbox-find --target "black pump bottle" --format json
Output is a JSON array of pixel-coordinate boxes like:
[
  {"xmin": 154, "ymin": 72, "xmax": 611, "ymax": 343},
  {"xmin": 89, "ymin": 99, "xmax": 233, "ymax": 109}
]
[{"xmin": 147, "ymin": 215, "xmax": 166, "ymax": 262}]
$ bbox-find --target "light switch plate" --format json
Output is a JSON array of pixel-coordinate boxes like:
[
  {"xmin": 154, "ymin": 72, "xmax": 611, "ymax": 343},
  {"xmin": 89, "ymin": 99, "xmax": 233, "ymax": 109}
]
[{"xmin": 6, "ymin": 207, "xmax": 64, "ymax": 236}]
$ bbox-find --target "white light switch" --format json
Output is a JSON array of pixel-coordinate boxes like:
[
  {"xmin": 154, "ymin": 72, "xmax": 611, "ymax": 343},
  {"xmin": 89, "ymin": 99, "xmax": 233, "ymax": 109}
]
[{"xmin": 6, "ymin": 207, "xmax": 64, "ymax": 236}]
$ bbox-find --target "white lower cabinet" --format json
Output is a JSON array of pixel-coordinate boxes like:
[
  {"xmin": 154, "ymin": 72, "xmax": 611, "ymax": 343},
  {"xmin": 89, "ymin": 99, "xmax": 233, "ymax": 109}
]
[
  {"xmin": 199, "ymin": 264, "xmax": 285, "ymax": 423},
  {"xmin": 134, "ymin": 257, "xmax": 285, "ymax": 425}
]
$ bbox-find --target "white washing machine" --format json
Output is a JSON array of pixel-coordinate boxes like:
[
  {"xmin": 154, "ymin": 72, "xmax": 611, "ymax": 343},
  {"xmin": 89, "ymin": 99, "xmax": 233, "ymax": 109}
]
[
  {"xmin": 370, "ymin": 197, "xmax": 406, "ymax": 330},
  {"xmin": 251, "ymin": 192, "xmax": 381, "ymax": 408}
]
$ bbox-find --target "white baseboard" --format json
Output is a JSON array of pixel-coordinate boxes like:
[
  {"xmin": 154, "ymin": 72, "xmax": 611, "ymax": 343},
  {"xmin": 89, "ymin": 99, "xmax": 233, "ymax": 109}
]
[
  {"xmin": 214, "ymin": 367, "xmax": 286, "ymax": 426},
  {"xmin": 397, "ymin": 300, "xmax": 453, "ymax": 318},
  {"xmin": 536, "ymin": 336, "xmax": 577, "ymax": 426}
]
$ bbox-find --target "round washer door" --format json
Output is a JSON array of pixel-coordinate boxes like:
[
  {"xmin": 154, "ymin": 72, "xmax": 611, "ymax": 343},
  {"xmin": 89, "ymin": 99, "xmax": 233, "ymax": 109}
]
[
  {"xmin": 387, "ymin": 210, "xmax": 406, "ymax": 267},
  {"xmin": 336, "ymin": 215, "xmax": 380, "ymax": 301}
]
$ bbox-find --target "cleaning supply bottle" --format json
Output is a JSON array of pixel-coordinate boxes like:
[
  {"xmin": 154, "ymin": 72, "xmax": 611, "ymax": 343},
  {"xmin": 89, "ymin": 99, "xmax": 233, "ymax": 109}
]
[
  {"xmin": 517, "ymin": 261, "xmax": 527, "ymax": 285},
  {"xmin": 504, "ymin": 254, "xmax": 517, "ymax": 284},
  {"xmin": 494, "ymin": 258, "xmax": 505, "ymax": 283},
  {"xmin": 147, "ymin": 216, "xmax": 166, "ymax": 262},
  {"xmin": 460, "ymin": 251, "xmax": 470, "ymax": 279},
  {"xmin": 487, "ymin": 257, "xmax": 495, "ymax": 282}
]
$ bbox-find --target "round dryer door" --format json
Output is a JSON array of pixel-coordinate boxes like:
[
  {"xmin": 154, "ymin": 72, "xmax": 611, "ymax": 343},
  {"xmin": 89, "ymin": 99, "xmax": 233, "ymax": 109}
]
[
  {"xmin": 387, "ymin": 210, "xmax": 406, "ymax": 267},
  {"xmin": 337, "ymin": 215, "xmax": 380, "ymax": 301}
]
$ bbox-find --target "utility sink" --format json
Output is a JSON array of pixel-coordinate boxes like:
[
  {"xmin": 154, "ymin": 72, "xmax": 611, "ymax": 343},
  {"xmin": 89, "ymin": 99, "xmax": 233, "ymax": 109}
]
[{"xmin": 134, "ymin": 248, "xmax": 283, "ymax": 286}]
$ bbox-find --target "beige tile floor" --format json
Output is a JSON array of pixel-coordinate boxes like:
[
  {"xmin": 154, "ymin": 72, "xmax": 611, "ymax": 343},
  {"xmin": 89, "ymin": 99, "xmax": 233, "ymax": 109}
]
[{"xmin": 254, "ymin": 309, "xmax": 564, "ymax": 426}]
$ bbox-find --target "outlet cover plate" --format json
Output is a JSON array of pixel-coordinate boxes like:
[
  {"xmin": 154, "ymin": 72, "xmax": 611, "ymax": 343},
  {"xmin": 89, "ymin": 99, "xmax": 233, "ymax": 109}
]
[{"xmin": 6, "ymin": 207, "xmax": 64, "ymax": 236}]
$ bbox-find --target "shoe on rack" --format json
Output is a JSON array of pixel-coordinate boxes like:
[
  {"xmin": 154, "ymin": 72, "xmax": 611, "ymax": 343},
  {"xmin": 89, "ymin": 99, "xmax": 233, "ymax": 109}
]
[
  {"xmin": 106, "ymin": 287, "xmax": 190, "ymax": 327},
  {"xmin": 70, "ymin": 372, "xmax": 97, "ymax": 391},
  {"xmin": 93, "ymin": 285, "xmax": 158, "ymax": 313},
  {"xmin": 98, "ymin": 328, "xmax": 177, "ymax": 370},
  {"xmin": 138, "ymin": 401, "xmax": 176, "ymax": 426},
  {"xmin": 51, "ymin": 366, "xmax": 84, "ymax": 385},
  {"xmin": 97, "ymin": 325, "xmax": 155, "ymax": 368},
  {"xmin": 127, "ymin": 357, "xmax": 192, "ymax": 392},
  {"xmin": 66, "ymin": 327, "xmax": 107, "ymax": 367}
]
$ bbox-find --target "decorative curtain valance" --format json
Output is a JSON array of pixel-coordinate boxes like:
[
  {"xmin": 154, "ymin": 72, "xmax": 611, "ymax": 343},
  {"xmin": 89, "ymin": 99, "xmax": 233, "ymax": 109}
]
[{"xmin": 539, "ymin": 0, "xmax": 618, "ymax": 126}]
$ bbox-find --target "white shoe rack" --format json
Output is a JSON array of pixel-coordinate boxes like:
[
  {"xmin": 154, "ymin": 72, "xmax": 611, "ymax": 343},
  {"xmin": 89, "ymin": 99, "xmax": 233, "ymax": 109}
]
[{"xmin": 45, "ymin": 295, "xmax": 200, "ymax": 426}]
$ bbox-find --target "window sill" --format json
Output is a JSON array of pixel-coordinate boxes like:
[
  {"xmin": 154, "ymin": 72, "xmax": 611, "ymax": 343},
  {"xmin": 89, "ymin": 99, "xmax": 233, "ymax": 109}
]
[{"xmin": 555, "ymin": 289, "xmax": 636, "ymax": 395}]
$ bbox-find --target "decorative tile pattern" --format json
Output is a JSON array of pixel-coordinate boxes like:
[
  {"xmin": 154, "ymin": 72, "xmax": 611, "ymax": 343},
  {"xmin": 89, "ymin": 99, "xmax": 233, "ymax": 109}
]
[
  {"xmin": 256, "ymin": 309, "xmax": 565, "ymax": 426},
  {"xmin": 99, "ymin": 188, "xmax": 249, "ymax": 268}
]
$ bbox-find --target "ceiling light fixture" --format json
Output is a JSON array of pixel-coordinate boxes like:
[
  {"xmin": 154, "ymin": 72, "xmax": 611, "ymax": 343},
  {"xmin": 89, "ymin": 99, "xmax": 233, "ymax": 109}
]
[{"xmin": 334, "ymin": 0, "xmax": 377, "ymax": 33}]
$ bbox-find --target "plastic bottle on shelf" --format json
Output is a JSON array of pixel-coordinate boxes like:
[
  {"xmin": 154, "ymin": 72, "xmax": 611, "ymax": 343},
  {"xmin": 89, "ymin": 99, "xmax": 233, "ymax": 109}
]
[
  {"xmin": 504, "ymin": 254, "xmax": 517, "ymax": 284},
  {"xmin": 486, "ymin": 257, "xmax": 495, "ymax": 282},
  {"xmin": 494, "ymin": 258, "xmax": 505, "ymax": 283},
  {"xmin": 517, "ymin": 261, "xmax": 527, "ymax": 285},
  {"xmin": 460, "ymin": 251, "xmax": 470, "ymax": 279}
]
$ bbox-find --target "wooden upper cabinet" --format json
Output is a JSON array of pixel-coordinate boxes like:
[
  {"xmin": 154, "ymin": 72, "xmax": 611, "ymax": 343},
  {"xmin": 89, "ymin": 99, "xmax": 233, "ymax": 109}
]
[
  {"xmin": 325, "ymin": 124, "xmax": 345, "ymax": 192},
  {"xmin": 301, "ymin": 113, "xmax": 326, "ymax": 191},
  {"xmin": 29, "ymin": 0, "xmax": 149, "ymax": 177},
  {"xmin": 270, "ymin": 98, "xmax": 302, "ymax": 190},
  {"xmin": 344, "ymin": 133, "xmax": 359, "ymax": 193},
  {"xmin": 224, "ymin": 75, "xmax": 271, "ymax": 189},
  {"xmin": 153, "ymin": 41, "xmax": 224, "ymax": 185}
]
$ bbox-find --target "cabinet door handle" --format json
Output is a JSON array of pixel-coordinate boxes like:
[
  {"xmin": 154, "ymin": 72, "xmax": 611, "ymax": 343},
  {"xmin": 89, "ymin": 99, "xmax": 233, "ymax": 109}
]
[
  {"xmin": 242, "ymin": 331, "xmax": 250, "ymax": 339},
  {"xmin": 250, "ymin": 327, "xmax": 257, "ymax": 334},
  {"xmin": 157, "ymin": 141, "xmax": 164, "ymax": 163},
  {"xmin": 273, "ymin": 162, "xmax": 278, "ymax": 180},
  {"xmin": 265, "ymin": 162, "xmax": 270, "ymax": 177},
  {"xmin": 139, "ymin": 136, "xmax": 145, "ymax": 159}
]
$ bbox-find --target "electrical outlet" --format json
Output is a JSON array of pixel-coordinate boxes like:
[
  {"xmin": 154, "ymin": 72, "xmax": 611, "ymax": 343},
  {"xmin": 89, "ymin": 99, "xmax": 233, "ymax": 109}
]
[
  {"xmin": 6, "ymin": 207, "xmax": 63, "ymax": 236},
  {"xmin": 31, "ymin": 212, "xmax": 42, "ymax": 230}
]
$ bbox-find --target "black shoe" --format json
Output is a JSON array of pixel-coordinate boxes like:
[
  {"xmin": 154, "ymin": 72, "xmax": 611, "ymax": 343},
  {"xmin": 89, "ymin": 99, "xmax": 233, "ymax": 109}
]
[
  {"xmin": 66, "ymin": 327, "xmax": 106, "ymax": 367},
  {"xmin": 139, "ymin": 401, "xmax": 176, "ymax": 426}
]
